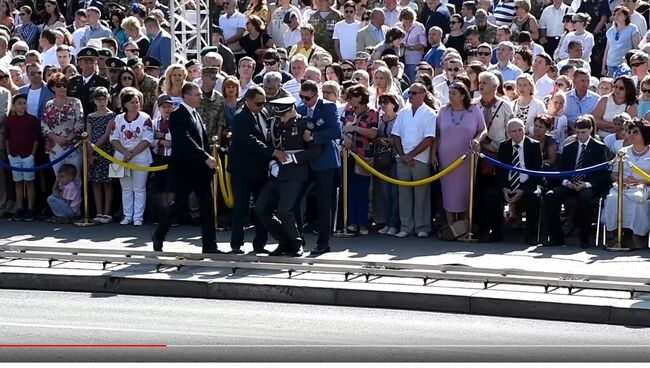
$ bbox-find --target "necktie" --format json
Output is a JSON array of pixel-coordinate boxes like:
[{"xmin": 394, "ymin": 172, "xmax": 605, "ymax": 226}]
[
  {"xmin": 509, "ymin": 144, "xmax": 520, "ymax": 191},
  {"xmin": 255, "ymin": 113, "xmax": 262, "ymax": 133},
  {"xmin": 307, "ymin": 108, "xmax": 313, "ymax": 118},
  {"xmin": 572, "ymin": 143, "xmax": 587, "ymax": 182}
]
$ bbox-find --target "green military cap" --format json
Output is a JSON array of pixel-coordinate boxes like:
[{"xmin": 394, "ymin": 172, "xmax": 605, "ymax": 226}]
[
  {"xmin": 269, "ymin": 96, "xmax": 297, "ymax": 114},
  {"xmin": 106, "ymin": 57, "xmax": 126, "ymax": 69},
  {"xmin": 354, "ymin": 51, "xmax": 370, "ymax": 60},
  {"xmin": 126, "ymin": 56, "xmax": 142, "ymax": 68},
  {"xmin": 10, "ymin": 55, "xmax": 25, "ymax": 65},
  {"xmin": 78, "ymin": 47, "xmax": 99, "ymax": 59},
  {"xmin": 200, "ymin": 46, "xmax": 219, "ymax": 57},
  {"xmin": 142, "ymin": 56, "xmax": 162, "ymax": 69},
  {"xmin": 202, "ymin": 66, "xmax": 218, "ymax": 75},
  {"xmin": 98, "ymin": 48, "xmax": 113, "ymax": 58},
  {"xmin": 185, "ymin": 59, "xmax": 200, "ymax": 69}
]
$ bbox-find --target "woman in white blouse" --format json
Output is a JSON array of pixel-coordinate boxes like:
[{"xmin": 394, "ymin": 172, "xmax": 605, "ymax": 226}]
[
  {"xmin": 512, "ymin": 74, "xmax": 546, "ymax": 135},
  {"xmin": 110, "ymin": 87, "xmax": 154, "ymax": 226},
  {"xmin": 558, "ymin": 13, "xmax": 594, "ymax": 62}
]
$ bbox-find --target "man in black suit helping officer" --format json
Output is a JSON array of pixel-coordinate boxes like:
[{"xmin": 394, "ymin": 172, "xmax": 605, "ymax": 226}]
[{"xmin": 152, "ymin": 82, "xmax": 223, "ymax": 254}]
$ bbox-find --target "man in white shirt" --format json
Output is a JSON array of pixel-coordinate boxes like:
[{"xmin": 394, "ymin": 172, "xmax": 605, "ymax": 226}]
[
  {"xmin": 391, "ymin": 82, "xmax": 436, "ymax": 238},
  {"xmin": 283, "ymin": 54, "xmax": 307, "ymax": 101},
  {"xmin": 461, "ymin": 1, "xmax": 477, "ymax": 31},
  {"xmin": 39, "ymin": 29, "xmax": 59, "ymax": 67},
  {"xmin": 333, "ymin": 1, "xmax": 362, "ymax": 61},
  {"xmin": 532, "ymin": 53, "xmax": 554, "ymax": 99},
  {"xmin": 625, "ymin": 0, "xmax": 648, "ymax": 37},
  {"xmin": 219, "ymin": 0, "xmax": 246, "ymax": 47},
  {"xmin": 434, "ymin": 57, "xmax": 463, "ymax": 105},
  {"xmin": 382, "ymin": 0, "xmax": 402, "ymax": 27},
  {"xmin": 238, "ymin": 56, "xmax": 256, "ymax": 98},
  {"xmin": 0, "ymin": 36, "xmax": 11, "ymax": 66},
  {"xmin": 538, "ymin": 0, "xmax": 570, "ymax": 56},
  {"xmin": 269, "ymin": 0, "xmax": 302, "ymax": 49}
]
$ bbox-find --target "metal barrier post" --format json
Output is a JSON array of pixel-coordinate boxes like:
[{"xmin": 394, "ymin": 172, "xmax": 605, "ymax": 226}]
[
  {"xmin": 334, "ymin": 149, "xmax": 354, "ymax": 238},
  {"xmin": 212, "ymin": 136, "xmax": 219, "ymax": 230},
  {"xmin": 608, "ymin": 151, "xmax": 630, "ymax": 251},
  {"xmin": 458, "ymin": 148, "xmax": 478, "ymax": 242},
  {"xmin": 74, "ymin": 133, "xmax": 95, "ymax": 227}
]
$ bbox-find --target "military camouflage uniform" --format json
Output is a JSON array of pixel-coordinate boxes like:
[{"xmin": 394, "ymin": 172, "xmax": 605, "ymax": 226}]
[
  {"xmin": 479, "ymin": 23, "xmax": 499, "ymax": 46},
  {"xmin": 308, "ymin": 9, "xmax": 343, "ymax": 61},
  {"xmin": 139, "ymin": 74, "xmax": 159, "ymax": 117},
  {"xmin": 197, "ymin": 89, "xmax": 226, "ymax": 140}
]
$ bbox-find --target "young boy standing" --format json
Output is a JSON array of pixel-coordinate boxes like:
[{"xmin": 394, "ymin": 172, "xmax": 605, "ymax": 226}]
[{"xmin": 5, "ymin": 93, "xmax": 39, "ymax": 221}]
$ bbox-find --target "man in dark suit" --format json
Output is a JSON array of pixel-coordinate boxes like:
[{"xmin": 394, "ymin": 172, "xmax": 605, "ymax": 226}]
[
  {"xmin": 255, "ymin": 97, "xmax": 322, "ymax": 257},
  {"xmin": 543, "ymin": 116, "xmax": 609, "ymax": 248},
  {"xmin": 144, "ymin": 16, "xmax": 172, "ymax": 72},
  {"xmin": 67, "ymin": 47, "xmax": 110, "ymax": 117},
  {"xmin": 228, "ymin": 85, "xmax": 288, "ymax": 254},
  {"xmin": 294, "ymin": 80, "xmax": 342, "ymax": 255},
  {"xmin": 152, "ymin": 83, "xmax": 222, "ymax": 254},
  {"xmin": 496, "ymin": 119, "xmax": 543, "ymax": 245}
]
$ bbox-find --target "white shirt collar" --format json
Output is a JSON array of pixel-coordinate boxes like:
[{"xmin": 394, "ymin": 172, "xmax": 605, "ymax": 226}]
[{"xmin": 181, "ymin": 101, "xmax": 195, "ymax": 114}]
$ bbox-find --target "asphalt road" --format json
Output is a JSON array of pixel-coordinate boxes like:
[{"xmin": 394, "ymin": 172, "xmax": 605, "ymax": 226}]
[{"xmin": 0, "ymin": 289, "xmax": 649, "ymax": 362}]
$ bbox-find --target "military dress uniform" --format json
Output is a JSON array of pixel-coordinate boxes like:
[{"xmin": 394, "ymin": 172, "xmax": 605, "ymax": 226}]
[
  {"xmin": 143, "ymin": 56, "xmax": 163, "ymax": 78},
  {"xmin": 254, "ymin": 97, "xmax": 322, "ymax": 257},
  {"xmin": 307, "ymin": 9, "xmax": 343, "ymax": 61},
  {"xmin": 67, "ymin": 47, "xmax": 110, "ymax": 116}
]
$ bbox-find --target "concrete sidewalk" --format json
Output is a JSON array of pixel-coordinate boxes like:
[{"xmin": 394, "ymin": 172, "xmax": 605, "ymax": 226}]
[{"xmin": 1, "ymin": 220, "xmax": 650, "ymax": 327}]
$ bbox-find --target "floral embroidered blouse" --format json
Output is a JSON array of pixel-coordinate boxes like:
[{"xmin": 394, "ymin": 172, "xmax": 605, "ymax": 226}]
[
  {"xmin": 341, "ymin": 106, "xmax": 379, "ymax": 158},
  {"xmin": 41, "ymin": 97, "xmax": 85, "ymax": 157},
  {"xmin": 109, "ymin": 112, "xmax": 155, "ymax": 164}
]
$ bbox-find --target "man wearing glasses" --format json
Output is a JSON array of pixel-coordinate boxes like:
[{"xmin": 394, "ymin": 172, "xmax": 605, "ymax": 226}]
[
  {"xmin": 253, "ymin": 49, "xmax": 292, "ymax": 84},
  {"xmin": 294, "ymin": 80, "xmax": 341, "ymax": 255},
  {"xmin": 18, "ymin": 63, "xmax": 53, "ymax": 120},
  {"xmin": 228, "ymin": 86, "xmax": 288, "ymax": 254}
]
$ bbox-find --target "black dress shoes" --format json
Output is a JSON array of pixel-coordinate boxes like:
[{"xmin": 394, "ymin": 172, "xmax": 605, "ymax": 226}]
[
  {"xmin": 202, "ymin": 248, "xmax": 225, "ymax": 254},
  {"xmin": 309, "ymin": 245, "xmax": 330, "ymax": 255},
  {"xmin": 152, "ymin": 236, "xmax": 163, "ymax": 252},
  {"xmin": 285, "ymin": 247, "xmax": 304, "ymax": 257},
  {"xmin": 253, "ymin": 247, "xmax": 270, "ymax": 255},
  {"xmin": 230, "ymin": 246, "xmax": 244, "ymax": 254}
]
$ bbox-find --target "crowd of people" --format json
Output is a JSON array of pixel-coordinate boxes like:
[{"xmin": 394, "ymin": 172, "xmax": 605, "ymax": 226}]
[{"xmin": 1, "ymin": 0, "xmax": 650, "ymax": 254}]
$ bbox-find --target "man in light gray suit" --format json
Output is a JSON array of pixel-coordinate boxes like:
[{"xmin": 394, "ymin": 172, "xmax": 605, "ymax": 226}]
[{"xmin": 357, "ymin": 9, "xmax": 389, "ymax": 53}]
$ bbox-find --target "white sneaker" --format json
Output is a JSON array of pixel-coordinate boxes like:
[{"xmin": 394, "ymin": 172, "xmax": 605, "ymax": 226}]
[
  {"xmin": 394, "ymin": 231, "xmax": 409, "ymax": 238},
  {"xmin": 387, "ymin": 227, "xmax": 398, "ymax": 236},
  {"xmin": 133, "ymin": 220, "xmax": 143, "ymax": 226},
  {"xmin": 378, "ymin": 226, "xmax": 389, "ymax": 234},
  {"xmin": 417, "ymin": 231, "xmax": 428, "ymax": 238},
  {"xmin": 92, "ymin": 215, "xmax": 104, "ymax": 223},
  {"xmin": 120, "ymin": 218, "xmax": 132, "ymax": 225},
  {"xmin": 98, "ymin": 215, "xmax": 113, "ymax": 224}
]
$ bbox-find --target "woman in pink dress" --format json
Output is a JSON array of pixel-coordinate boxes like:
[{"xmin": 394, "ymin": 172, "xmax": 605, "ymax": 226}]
[{"xmin": 432, "ymin": 81, "xmax": 486, "ymax": 229}]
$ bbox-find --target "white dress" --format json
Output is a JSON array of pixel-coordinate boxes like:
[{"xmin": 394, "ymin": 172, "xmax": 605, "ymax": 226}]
[
  {"xmin": 602, "ymin": 146, "xmax": 650, "ymax": 236},
  {"xmin": 599, "ymin": 95, "xmax": 629, "ymax": 139}
]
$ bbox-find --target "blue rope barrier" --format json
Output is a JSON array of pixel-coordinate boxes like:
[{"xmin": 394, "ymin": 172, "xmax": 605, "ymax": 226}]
[
  {"xmin": 0, "ymin": 146, "xmax": 78, "ymax": 172},
  {"xmin": 479, "ymin": 153, "xmax": 611, "ymax": 178}
]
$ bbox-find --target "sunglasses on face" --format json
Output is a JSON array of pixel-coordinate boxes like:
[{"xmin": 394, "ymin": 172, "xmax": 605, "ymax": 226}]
[
  {"xmin": 615, "ymin": 85, "xmax": 625, "ymax": 90},
  {"xmin": 53, "ymin": 82, "xmax": 66, "ymax": 88},
  {"xmin": 631, "ymin": 62, "xmax": 646, "ymax": 67},
  {"xmin": 642, "ymin": 88, "xmax": 650, "ymax": 93},
  {"xmin": 450, "ymin": 21, "xmax": 458, "ymax": 24},
  {"xmin": 300, "ymin": 94, "xmax": 315, "ymax": 101},
  {"xmin": 408, "ymin": 90, "xmax": 422, "ymax": 95},
  {"xmin": 504, "ymin": 85, "xmax": 514, "ymax": 91},
  {"xmin": 264, "ymin": 60, "xmax": 277, "ymax": 66},
  {"xmin": 447, "ymin": 67, "xmax": 460, "ymax": 72},
  {"xmin": 630, "ymin": 129, "xmax": 641, "ymax": 135},
  {"xmin": 345, "ymin": 9, "xmax": 355, "ymax": 13},
  {"xmin": 342, "ymin": 68, "xmax": 354, "ymax": 72}
]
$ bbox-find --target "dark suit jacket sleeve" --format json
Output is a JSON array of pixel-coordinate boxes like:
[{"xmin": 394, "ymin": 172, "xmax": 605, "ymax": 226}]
[
  {"xmin": 169, "ymin": 109, "xmax": 210, "ymax": 163},
  {"xmin": 523, "ymin": 139, "xmax": 543, "ymax": 191},
  {"xmin": 588, "ymin": 143, "xmax": 610, "ymax": 192},
  {"xmin": 294, "ymin": 142, "xmax": 322, "ymax": 164},
  {"xmin": 231, "ymin": 110, "xmax": 274, "ymax": 159},
  {"xmin": 313, "ymin": 102, "xmax": 341, "ymax": 144},
  {"xmin": 496, "ymin": 141, "xmax": 509, "ymax": 189}
]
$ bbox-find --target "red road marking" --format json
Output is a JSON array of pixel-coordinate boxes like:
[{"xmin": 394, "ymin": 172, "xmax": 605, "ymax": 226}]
[{"xmin": 0, "ymin": 344, "xmax": 167, "ymax": 348}]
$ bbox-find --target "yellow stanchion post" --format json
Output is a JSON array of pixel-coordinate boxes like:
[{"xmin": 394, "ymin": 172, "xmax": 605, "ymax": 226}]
[
  {"xmin": 608, "ymin": 151, "xmax": 630, "ymax": 251},
  {"xmin": 74, "ymin": 132, "xmax": 95, "ymax": 227},
  {"xmin": 458, "ymin": 146, "xmax": 478, "ymax": 243},
  {"xmin": 212, "ymin": 136, "xmax": 225, "ymax": 232},
  {"xmin": 334, "ymin": 149, "xmax": 355, "ymax": 238}
]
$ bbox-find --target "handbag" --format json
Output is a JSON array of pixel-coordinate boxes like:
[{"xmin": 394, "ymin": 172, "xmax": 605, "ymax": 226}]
[
  {"xmin": 108, "ymin": 163, "xmax": 129, "ymax": 178},
  {"xmin": 373, "ymin": 120, "xmax": 394, "ymax": 171}
]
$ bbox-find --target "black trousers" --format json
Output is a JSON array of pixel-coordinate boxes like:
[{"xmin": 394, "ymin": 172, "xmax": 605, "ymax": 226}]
[
  {"xmin": 294, "ymin": 168, "xmax": 336, "ymax": 247},
  {"xmin": 153, "ymin": 174, "xmax": 216, "ymax": 252},
  {"xmin": 543, "ymin": 185, "xmax": 598, "ymax": 243},
  {"xmin": 511, "ymin": 189, "xmax": 541, "ymax": 240},
  {"xmin": 255, "ymin": 179, "xmax": 304, "ymax": 251},
  {"xmin": 543, "ymin": 36, "xmax": 561, "ymax": 59},
  {"xmin": 230, "ymin": 175, "xmax": 267, "ymax": 249},
  {"xmin": 475, "ymin": 174, "xmax": 503, "ymax": 236}
]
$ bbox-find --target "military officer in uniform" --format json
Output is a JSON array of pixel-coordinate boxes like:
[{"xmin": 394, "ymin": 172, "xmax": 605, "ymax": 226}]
[
  {"xmin": 255, "ymin": 97, "xmax": 321, "ymax": 257},
  {"xmin": 106, "ymin": 57, "xmax": 126, "ymax": 94},
  {"xmin": 143, "ymin": 56, "xmax": 163, "ymax": 78},
  {"xmin": 128, "ymin": 57, "xmax": 159, "ymax": 117},
  {"xmin": 308, "ymin": 0, "xmax": 343, "ymax": 61},
  {"xmin": 67, "ymin": 47, "xmax": 111, "ymax": 117},
  {"xmin": 97, "ymin": 48, "xmax": 113, "ymax": 79},
  {"xmin": 197, "ymin": 66, "xmax": 226, "ymax": 141}
]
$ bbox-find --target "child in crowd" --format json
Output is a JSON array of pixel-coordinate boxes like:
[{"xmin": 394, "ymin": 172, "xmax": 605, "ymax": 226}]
[
  {"xmin": 47, "ymin": 164, "xmax": 81, "ymax": 223},
  {"xmin": 86, "ymin": 87, "xmax": 116, "ymax": 224},
  {"xmin": 598, "ymin": 78, "xmax": 614, "ymax": 97},
  {"xmin": 546, "ymin": 91, "xmax": 568, "ymax": 153},
  {"xmin": 5, "ymin": 93, "xmax": 39, "ymax": 221},
  {"xmin": 152, "ymin": 94, "xmax": 175, "ymax": 224}
]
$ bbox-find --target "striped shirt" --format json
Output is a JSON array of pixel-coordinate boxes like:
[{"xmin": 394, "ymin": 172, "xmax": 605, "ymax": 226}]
[{"xmin": 494, "ymin": 0, "xmax": 516, "ymax": 26}]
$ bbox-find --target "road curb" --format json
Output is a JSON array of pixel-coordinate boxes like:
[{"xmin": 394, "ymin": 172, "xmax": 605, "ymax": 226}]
[{"xmin": 1, "ymin": 270, "xmax": 649, "ymax": 327}]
